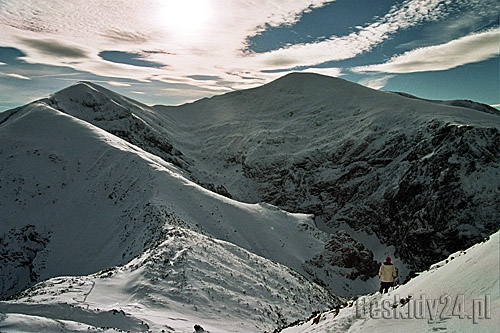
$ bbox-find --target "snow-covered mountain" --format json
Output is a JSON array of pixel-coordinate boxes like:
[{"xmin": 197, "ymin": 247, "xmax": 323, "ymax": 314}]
[
  {"xmin": 40, "ymin": 73, "xmax": 500, "ymax": 279},
  {"xmin": 0, "ymin": 98, "xmax": 343, "ymax": 330},
  {"xmin": 1, "ymin": 227, "xmax": 497, "ymax": 332},
  {"xmin": 2, "ymin": 227, "xmax": 338, "ymax": 332},
  {"xmin": 1, "ymin": 73, "xmax": 499, "ymax": 332},
  {"xmin": 153, "ymin": 73, "xmax": 499, "ymax": 272}
]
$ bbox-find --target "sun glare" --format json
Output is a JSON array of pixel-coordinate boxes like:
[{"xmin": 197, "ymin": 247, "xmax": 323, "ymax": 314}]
[{"xmin": 155, "ymin": 0, "xmax": 212, "ymax": 40}]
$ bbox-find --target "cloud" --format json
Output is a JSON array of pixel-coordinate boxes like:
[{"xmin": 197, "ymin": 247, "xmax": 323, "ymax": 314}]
[
  {"xmin": 0, "ymin": 0, "xmax": 446, "ymax": 78},
  {"xmin": 245, "ymin": 0, "xmax": 455, "ymax": 71},
  {"xmin": 358, "ymin": 75, "xmax": 394, "ymax": 90},
  {"xmin": 298, "ymin": 67, "xmax": 343, "ymax": 77},
  {"xmin": 4, "ymin": 73, "xmax": 31, "ymax": 80},
  {"xmin": 0, "ymin": 0, "xmax": 336, "ymax": 91},
  {"xmin": 352, "ymin": 28, "xmax": 500, "ymax": 74},
  {"xmin": 0, "ymin": 0, "xmax": 496, "ymax": 99},
  {"xmin": 107, "ymin": 81, "xmax": 132, "ymax": 87},
  {"xmin": 20, "ymin": 38, "xmax": 89, "ymax": 59},
  {"xmin": 102, "ymin": 29, "xmax": 151, "ymax": 44},
  {"xmin": 398, "ymin": 4, "xmax": 499, "ymax": 51},
  {"xmin": 31, "ymin": 73, "xmax": 81, "ymax": 79}
]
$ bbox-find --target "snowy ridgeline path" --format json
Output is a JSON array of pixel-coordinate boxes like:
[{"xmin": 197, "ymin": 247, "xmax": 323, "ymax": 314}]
[{"xmin": 0, "ymin": 227, "xmax": 338, "ymax": 333}]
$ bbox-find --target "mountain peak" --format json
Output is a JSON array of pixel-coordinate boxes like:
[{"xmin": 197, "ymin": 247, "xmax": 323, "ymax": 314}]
[
  {"xmin": 44, "ymin": 81, "xmax": 152, "ymax": 125},
  {"xmin": 262, "ymin": 71, "xmax": 371, "ymax": 96},
  {"xmin": 49, "ymin": 81, "xmax": 121, "ymax": 107}
]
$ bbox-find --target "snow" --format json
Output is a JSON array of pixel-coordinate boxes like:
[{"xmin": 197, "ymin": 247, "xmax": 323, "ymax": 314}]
[
  {"xmin": 282, "ymin": 230, "xmax": 499, "ymax": 333},
  {"xmin": 1, "ymin": 73, "xmax": 499, "ymax": 332},
  {"xmin": 0, "ymin": 228, "xmax": 337, "ymax": 332},
  {"xmin": 0, "ymin": 100, "xmax": 339, "ymax": 331},
  {"xmin": 0, "ymin": 101, "xmax": 331, "ymax": 291},
  {"xmin": 153, "ymin": 74, "xmax": 499, "ymax": 267},
  {"xmin": 1, "ymin": 229, "xmax": 497, "ymax": 332},
  {"xmin": 315, "ymin": 221, "xmax": 404, "ymax": 293}
]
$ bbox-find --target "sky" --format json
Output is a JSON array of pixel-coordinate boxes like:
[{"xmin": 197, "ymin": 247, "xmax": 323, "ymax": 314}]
[{"xmin": 0, "ymin": 0, "xmax": 498, "ymax": 112}]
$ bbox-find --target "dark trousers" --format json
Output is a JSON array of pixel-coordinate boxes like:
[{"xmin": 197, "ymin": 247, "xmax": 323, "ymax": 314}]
[{"xmin": 379, "ymin": 281, "xmax": 393, "ymax": 293}]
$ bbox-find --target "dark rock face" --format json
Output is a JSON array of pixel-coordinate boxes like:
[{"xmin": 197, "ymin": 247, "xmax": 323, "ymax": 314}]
[
  {"xmin": 0, "ymin": 225, "xmax": 50, "ymax": 299},
  {"xmin": 376, "ymin": 124, "xmax": 500, "ymax": 268},
  {"xmin": 306, "ymin": 231, "xmax": 379, "ymax": 281},
  {"xmin": 245, "ymin": 120, "xmax": 500, "ymax": 270}
]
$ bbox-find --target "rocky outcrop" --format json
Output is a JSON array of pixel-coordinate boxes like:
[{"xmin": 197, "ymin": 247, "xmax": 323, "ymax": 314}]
[
  {"xmin": 306, "ymin": 231, "xmax": 379, "ymax": 281},
  {"xmin": 0, "ymin": 225, "xmax": 50, "ymax": 299}
]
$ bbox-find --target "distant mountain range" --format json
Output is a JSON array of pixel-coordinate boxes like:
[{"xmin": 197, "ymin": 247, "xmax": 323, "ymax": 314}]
[{"xmin": 1, "ymin": 73, "xmax": 498, "ymax": 332}]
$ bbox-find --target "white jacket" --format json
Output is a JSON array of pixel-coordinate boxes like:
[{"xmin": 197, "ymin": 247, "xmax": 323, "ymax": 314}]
[{"xmin": 379, "ymin": 262, "xmax": 397, "ymax": 282}]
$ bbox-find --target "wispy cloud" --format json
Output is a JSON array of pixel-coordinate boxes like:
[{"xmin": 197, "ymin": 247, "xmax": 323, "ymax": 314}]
[
  {"xmin": 20, "ymin": 38, "xmax": 89, "ymax": 59},
  {"xmin": 107, "ymin": 81, "xmax": 132, "ymax": 87},
  {"xmin": 0, "ymin": 0, "xmax": 335, "ymax": 89},
  {"xmin": 31, "ymin": 73, "xmax": 81, "ymax": 79},
  {"xmin": 297, "ymin": 67, "xmax": 343, "ymax": 78},
  {"xmin": 352, "ymin": 28, "xmax": 500, "ymax": 74},
  {"xmin": 358, "ymin": 75, "xmax": 395, "ymax": 90},
  {"xmin": 2, "ymin": 73, "xmax": 31, "ymax": 80},
  {"xmin": 0, "ymin": 0, "xmax": 496, "ymax": 97},
  {"xmin": 250, "ymin": 0, "xmax": 453, "ymax": 70}
]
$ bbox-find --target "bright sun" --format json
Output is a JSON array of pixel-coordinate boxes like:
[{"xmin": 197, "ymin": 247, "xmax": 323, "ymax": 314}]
[{"xmin": 155, "ymin": 0, "xmax": 212, "ymax": 40}]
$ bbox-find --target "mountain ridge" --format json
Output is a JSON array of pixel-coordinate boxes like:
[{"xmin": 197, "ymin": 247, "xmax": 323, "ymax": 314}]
[
  {"xmin": 4, "ymin": 73, "xmax": 498, "ymax": 286},
  {"xmin": 390, "ymin": 90, "xmax": 500, "ymax": 115},
  {"xmin": 1, "ymin": 73, "xmax": 499, "ymax": 331},
  {"xmin": 151, "ymin": 73, "xmax": 499, "ymax": 271},
  {"xmin": 0, "ymin": 98, "xmax": 345, "ymax": 300}
]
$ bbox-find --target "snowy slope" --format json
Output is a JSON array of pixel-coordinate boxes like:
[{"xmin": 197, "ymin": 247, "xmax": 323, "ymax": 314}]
[
  {"xmin": 42, "ymin": 82, "xmax": 191, "ymax": 171},
  {"xmin": 390, "ymin": 91, "xmax": 500, "ymax": 115},
  {"xmin": 0, "ymin": 101, "xmax": 336, "ymax": 306},
  {"xmin": 0, "ymin": 228, "xmax": 339, "ymax": 332},
  {"xmin": 42, "ymin": 75, "xmax": 500, "ymax": 276},
  {"xmin": 29, "ymin": 78, "xmax": 385, "ymax": 297},
  {"xmin": 282, "ymin": 230, "xmax": 499, "ymax": 333},
  {"xmin": 153, "ymin": 73, "xmax": 500, "ymax": 279},
  {"xmin": 3, "ymin": 73, "xmax": 498, "ymax": 299}
]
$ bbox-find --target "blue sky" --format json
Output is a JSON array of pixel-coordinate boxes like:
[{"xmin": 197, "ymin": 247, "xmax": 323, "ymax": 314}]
[{"xmin": 0, "ymin": 0, "xmax": 498, "ymax": 111}]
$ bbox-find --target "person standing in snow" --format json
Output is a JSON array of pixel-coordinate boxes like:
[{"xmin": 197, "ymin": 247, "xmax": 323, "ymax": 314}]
[{"xmin": 378, "ymin": 256, "xmax": 397, "ymax": 293}]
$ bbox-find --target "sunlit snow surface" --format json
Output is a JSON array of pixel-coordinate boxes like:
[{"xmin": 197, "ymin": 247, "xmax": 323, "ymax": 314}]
[
  {"xmin": 282, "ymin": 231, "xmax": 499, "ymax": 333},
  {"xmin": 0, "ymin": 102, "xmax": 339, "ymax": 331}
]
